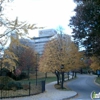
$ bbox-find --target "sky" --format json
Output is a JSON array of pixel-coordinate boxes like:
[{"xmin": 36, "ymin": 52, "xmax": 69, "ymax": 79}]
[{"xmin": 3, "ymin": 0, "xmax": 76, "ymax": 37}]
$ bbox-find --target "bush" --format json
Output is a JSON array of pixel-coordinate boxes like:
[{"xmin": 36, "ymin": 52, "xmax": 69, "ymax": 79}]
[
  {"xmin": 23, "ymin": 84, "xmax": 29, "ymax": 90},
  {"xmin": 0, "ymin": 76, "xmax": 15, "ymax": 85},
  {"xmin": 0, "ymin": 84, "xmax": 4, "ymax": 90},
  {"xmin": 7, "ymin": 81, "xmax": 23, "ymax": 90},
  {"xmin": 0, "ymin": 68, "xmax": 10, "ymax": 76},
  {"xmin": 20, "ymin": 72, "xmax": 27, "ymax": 79},
  {"xmin": 15, "ymin": 82, "xmax": 23, "ymax": 89},
  {"xmin": 0, "ymin": 76, "xmax": 15, "ymax": 90},
  {"xmin": 11, "ymin": 72, "xmax": 28, "ymax": 80},
  {"xmin": 0, "ymin": 76, "xmax": 23, "ymax": 90},
  {"xmin": 7, "ymin": 82, "xmax": 17, "ymax": 90},
  {"xmin": 15, "ymin": 72, "xmax": 27, "ymax": 80}
]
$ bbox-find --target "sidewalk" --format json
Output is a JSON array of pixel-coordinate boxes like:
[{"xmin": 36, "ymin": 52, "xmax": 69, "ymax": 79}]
[{"xmin": 2, "ymin": 76, "xmax": 77, "ymax": 100}]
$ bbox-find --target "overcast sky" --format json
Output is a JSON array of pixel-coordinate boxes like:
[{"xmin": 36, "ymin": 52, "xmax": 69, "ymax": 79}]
[{"xmin": 4, "ymin": 0, "xmax": 76, "ymax": 37}]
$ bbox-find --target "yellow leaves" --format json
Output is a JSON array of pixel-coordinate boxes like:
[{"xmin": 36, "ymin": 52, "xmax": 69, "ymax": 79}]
[
  {"xmin": 10, "ymin": 36, "xmax": 28, "ymax": 50},
  {"xmin": 2, "ymin": 37, "xmax": 23, "ymax": 72},
  {"xmin": 2, "ymin": 58, "xmax": 16, "ymax": 72},
  {"xmin": 4, "ymin": 50, "xmax": 18, "ymax": 61},
  {"xmin": 39, "ymin": 34, "xmax": 84, "ymax": 73},
  {"xmin": 90, "ymin": 56, "xmax": 100, "ymax": 71}
]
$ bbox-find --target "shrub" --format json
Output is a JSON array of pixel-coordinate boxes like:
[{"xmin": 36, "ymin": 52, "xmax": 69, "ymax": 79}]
[
  {"xmin": 0, "ymin": 84, "xmax": 4, "ymax": 90},
  {"xmin": 15, "ymin": 82, "xmax": 23, "ymax": 89},
  {"xmin": 7, "ymin": 81, "xmax": 22, "ymax": 90},
  {"xmin": 14, "ymin": 68, "xmax": 21, "ymax": 76},
  {"xmin": 23, "ymin": 84, "xmax": 29, "ymax": 90},
  {"xmin": 20, "ymin": 72, "xmax": 27, "ymax": 79},
  {"xmin": 0, "ymin": 76, "xmax": 23, "ymax": 90},
  {"xmin": 0, "ymin": 68, "xmax": 10, "ymax": 76},
  {"xmin": 16, "ymin": 72, "xmax": 27, "ymax": 80},
  {"xmin": 7, "ymin": 72, "xmax": 16, "ymax": 80},
  {"xmin": 0, "ymin": 76, "xmax": 15, "ymax": 86},
  {"xmin": 7, "ymin": 82, "xmax": 17, "ymax": 90}
]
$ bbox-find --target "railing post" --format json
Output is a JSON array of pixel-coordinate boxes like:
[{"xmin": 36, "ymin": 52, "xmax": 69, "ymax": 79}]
[
  {"xmin": 41, "ymin": 80, "xmax": 45, "ymax": 92},
  {"xmin": 0, "ymin": 79, "xmax": 2, "ymax": 99},
  {"xmin": 29, "ymin": 82, "xmax": 31, "ymax": 96}
]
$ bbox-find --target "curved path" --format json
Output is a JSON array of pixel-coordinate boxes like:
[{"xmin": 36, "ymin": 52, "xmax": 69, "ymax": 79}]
[
  {"xmin": 66, "ymin": 74, "xmax": 100, "ymax": 100},
  {"xmin": 2, "ymin": 81, "xmax": 77, "ymax": 100}
]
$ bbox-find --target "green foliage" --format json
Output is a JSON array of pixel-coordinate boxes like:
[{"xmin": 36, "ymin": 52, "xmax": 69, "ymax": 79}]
[
  {"xmin": 0, "ymin": 76, "xmax": 22, "ymax": 90},
  {"xmin": 0, "ymin": 68, "xmax": 10, "ymax": 76},
  {"xmin": 0, "ymin": 76, "xmax": 15, "ymax": 90},
  {"xmin": 69, "ymin": 0, "xmax": 100, "ymax": 56},
  {"xmin": 95, "ymin": 77, "xmax": 100, "ymax": 85},
  {"xmin": 0, "ymin": 76, "xmax": 15, "ymax": 85},
  {"xmin": 7, "ymin": 81, "xmax": 23, "ymax": 90},
  {"xmin": 0, "ymin": 84, "xmax": 4, "ymax": 90}
]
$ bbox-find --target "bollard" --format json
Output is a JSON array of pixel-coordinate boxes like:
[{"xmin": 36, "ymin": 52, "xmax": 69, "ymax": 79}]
[{"xmin": 41, "ymin": 80, "xmax": 45, "ymax": 92}]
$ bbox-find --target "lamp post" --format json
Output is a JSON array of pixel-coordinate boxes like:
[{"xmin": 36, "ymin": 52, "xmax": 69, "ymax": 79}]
[
  {"xmin": 0, "ymin": 57, "xmax": 2, "ymax": 99},
  {"xmin": 60, "ymin": 64, "xmax": 64, "ymax": 89},
  {"xmin": 35, "ymin": 53, "xmax": 38, "ymax": 86},
  {"xmin": 35, "ymin": 66, "xmax": 38, "ymax": 85}
]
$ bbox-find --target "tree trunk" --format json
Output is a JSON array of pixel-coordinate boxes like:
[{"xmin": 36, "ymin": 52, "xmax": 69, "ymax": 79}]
[
  {"xmin": 63, "ymin": 72, "xmax": 64, "ymax": 81},
  {"xmin": 45, "ymin": 72, "xmax": 47, "ymax": 78},
  {"xmin": 28, "ymin": 66, "xmax": 30, "ymax": 80},
  {"xmin": 55, "ymin": 71, "xmax": 60, "ymax": 85},
  {"xmin": 61, "ymin": 72, "xmax": 64, "ymax": 89},
  {"xmin": 72, "ymin": 71, "xmax": 74, "ymax": 79},
  {"xmin": 80, "ymin": 68, "xmax": 83, "ymax": 74},
  {"xmin": 75, "ymin": 72, "xmax": 77, "ymax": 77},
  {"xmin": 68, "ymin": 72, "xmax": 69, "ymax": 80}
]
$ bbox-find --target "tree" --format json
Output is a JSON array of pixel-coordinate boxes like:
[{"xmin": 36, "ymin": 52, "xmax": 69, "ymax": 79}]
[
  {"xmin": 39, "ymin": 34, "xmax": 84, "ymax": 86},
  {"xmin": 2, "ymin": 36, "xmax": 37, "ymax": 80},
  {"xmin": 0, "ymin": 0, "xmax": 44, "ymax": 79},
  {"xmin": 7, "ymin": 36, "xmax": 27, "ymax": 67},
  {"xmin": 69, "ymin": 0, "xmax": 100, "ymax": 56},
  {"xmin": 19, "ymin": 47, "xmax": 37, "ymax": 80},
  {"xmin": 90, "ymin": 56, "xmax": 100, "ymax": 71},
  {"xmin": 19, "ymin": 47, "xmax": 37, "ymax": 73},
  {"xmin": 2, "ymin": 49, "xmax": 18, "ymax": 72}
]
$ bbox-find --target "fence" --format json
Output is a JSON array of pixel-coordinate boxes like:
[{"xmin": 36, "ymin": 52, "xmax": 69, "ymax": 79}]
[{"xmin": 0, "ymin": 80, "xmax": 45, "ymax": 99}]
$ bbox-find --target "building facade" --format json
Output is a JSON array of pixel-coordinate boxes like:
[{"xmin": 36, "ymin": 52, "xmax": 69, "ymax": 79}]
[
  {"xmin": 19, "ymin": 28, "xmax": 71, "ymax": 55},
  {"xmin": 33, "ymin": 28, "xmax": 57, "ymax": 54}
]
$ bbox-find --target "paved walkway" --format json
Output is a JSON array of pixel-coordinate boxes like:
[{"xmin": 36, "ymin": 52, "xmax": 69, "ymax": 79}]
[{"xmin": 2, "ymin": 76, "xmax": 77, "ymax": 100}]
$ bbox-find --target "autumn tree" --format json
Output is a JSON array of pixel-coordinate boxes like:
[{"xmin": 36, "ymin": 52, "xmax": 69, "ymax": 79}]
[
  {"xmin": 1, "ymin": 36, "xmax": 24, "ymax": 73},
  {"xmin": 0, "ymin": 0, "xmax": 43, "ymax": 71},
  {"xmin": 90, "ymin": 56, "xmax": 100, "ymax": 71},
  {"xmin": 39, "ymin": 34, "xmax": 84, "ymax": 86},
  {"xmin": 69, "ymin": 0, "xmax": 100, "ymax": 56},
  {"xmin": 2, "ymin": 49, "xmax": 18, "ymax": 72},
  {"xmin": 19, "ymin": 47, "xmax": 37, "ymax": 78},
  {"xmin": 0, "ymin": 12, "xmax": 38, "ymax": 73}
]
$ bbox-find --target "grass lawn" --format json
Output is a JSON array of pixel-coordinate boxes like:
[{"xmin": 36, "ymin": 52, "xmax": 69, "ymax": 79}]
[
  {"xmin": 18, "ymin": 72, "xmax": 57, "ymax": 84},
  {"xmin": 95, "ymin": 77, "xmax": 100, "ymax": 84},
  {"xmin": 18, "ymin": 76, "xmax": 57, "ymax": 84},
  {"xmin": 54, "ymin": 84, "xmax": 71, "ymax": 91}
]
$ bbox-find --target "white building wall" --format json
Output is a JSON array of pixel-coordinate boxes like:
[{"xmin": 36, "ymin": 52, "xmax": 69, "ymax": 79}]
[{"xmin": 33, "ymin": 29, "xmax": 57, "ymax": 54}]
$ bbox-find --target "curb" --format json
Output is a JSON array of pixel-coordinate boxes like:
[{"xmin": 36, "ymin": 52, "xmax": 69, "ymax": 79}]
[
  {"xmin": 63, "ymin": 92, "xmax": 78, "ymax": 100},
  {"xmin": 94, "ymin": 77, "xmax": 100, "ymax": 87}
]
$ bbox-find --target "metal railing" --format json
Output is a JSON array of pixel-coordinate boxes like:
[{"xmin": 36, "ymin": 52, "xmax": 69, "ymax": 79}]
[{"xmin": 0, "ymin": 80, "xmax": 45, "ymax": 99}]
